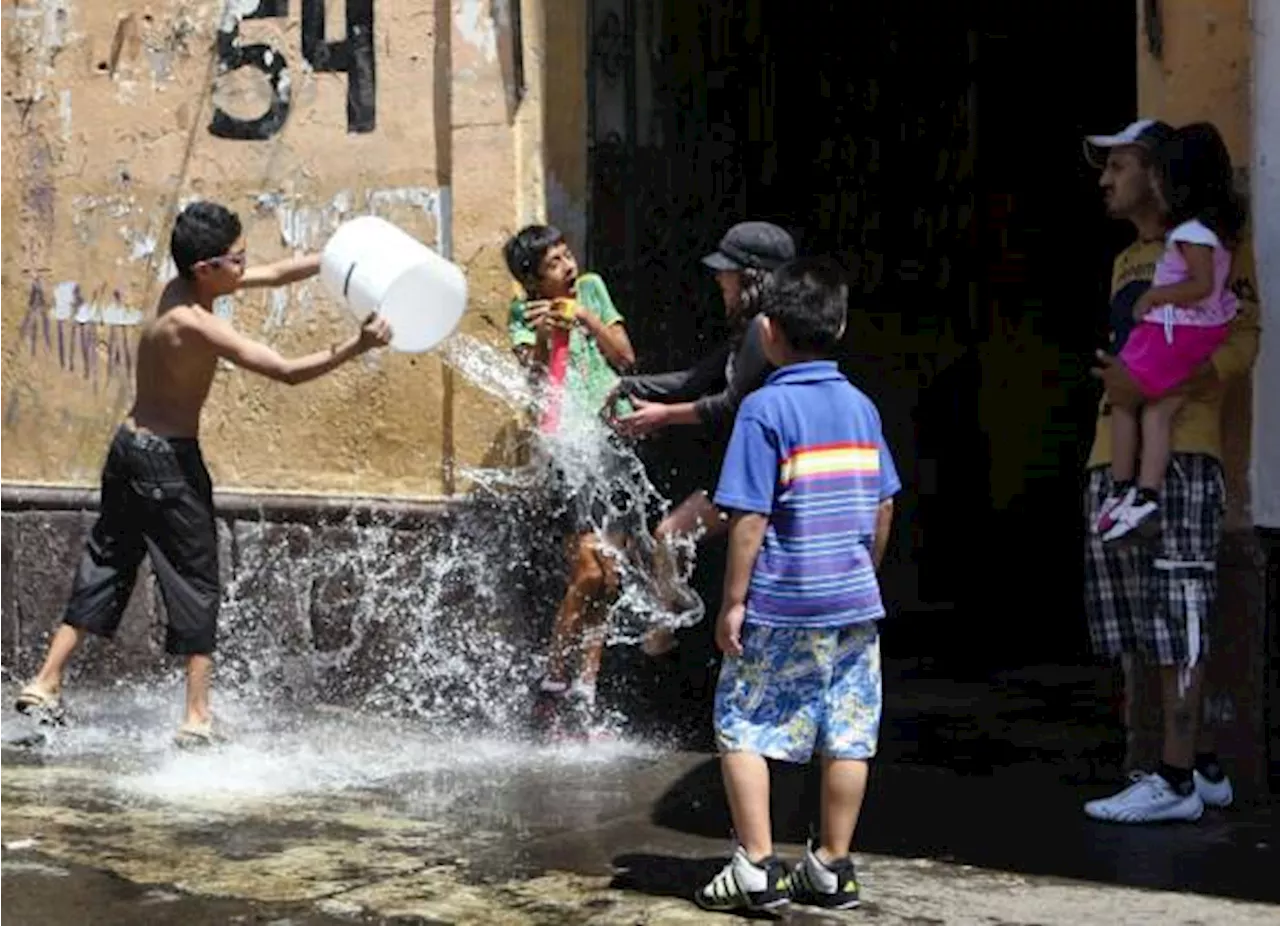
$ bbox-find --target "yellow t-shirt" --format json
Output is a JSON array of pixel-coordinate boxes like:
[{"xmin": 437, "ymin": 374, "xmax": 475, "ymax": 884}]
[{"xmin": 1086, "ymin": 233, "xmax": 1262, "ymax": 468}]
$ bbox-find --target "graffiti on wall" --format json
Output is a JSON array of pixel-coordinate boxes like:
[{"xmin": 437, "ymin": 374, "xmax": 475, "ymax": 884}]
[
  {"xmin": 212, "ymin": 0, "xmax": 376, "ymax": 140},
  {"xmin": 16, "ymin": 280, "xmax": 141, "ymax": 392}
]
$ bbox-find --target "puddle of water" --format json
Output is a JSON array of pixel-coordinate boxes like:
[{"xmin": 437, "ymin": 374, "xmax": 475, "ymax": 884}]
[{"xmin": 4, "ymin": 679, "xmax": 665, "ymax": 816}]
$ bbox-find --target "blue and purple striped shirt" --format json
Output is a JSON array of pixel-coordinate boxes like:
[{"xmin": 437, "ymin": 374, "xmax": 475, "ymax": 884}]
[{"xmin": 714, "ymin": 361, "xmax": 900, "ymax": 629}]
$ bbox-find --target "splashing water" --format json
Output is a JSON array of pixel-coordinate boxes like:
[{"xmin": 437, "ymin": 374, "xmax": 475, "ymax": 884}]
[
  {"xmin": 2, "ymin": 332, "xmax": 705, "ymax": 807},
  {"xmin": 210, "ymin": 333, "xmax": 704, "ymax": 731},
  {"xmin": 438, "ymin": 334, "xmax": 535, "ymax": 408}
]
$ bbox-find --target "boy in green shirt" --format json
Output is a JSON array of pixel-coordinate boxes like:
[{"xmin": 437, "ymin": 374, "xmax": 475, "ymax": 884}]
[{"xmin": 504, "ymin": 224, "xmax": 638, "ymax": 733}]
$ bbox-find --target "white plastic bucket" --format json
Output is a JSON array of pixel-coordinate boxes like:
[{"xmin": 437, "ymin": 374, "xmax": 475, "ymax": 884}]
[{"xmin": 319, "ymin": 215, "xmax": 467, "ymax": 353}]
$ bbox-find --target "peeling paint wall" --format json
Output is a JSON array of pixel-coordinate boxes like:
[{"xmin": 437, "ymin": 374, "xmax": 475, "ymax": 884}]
[
  {"xmin": 2, "ymin": 0, "xmax": 547, "ymax": 497},
  {"xmin": 1251, "ymin": 4, "xmax": 1280, "ymax": 530}
]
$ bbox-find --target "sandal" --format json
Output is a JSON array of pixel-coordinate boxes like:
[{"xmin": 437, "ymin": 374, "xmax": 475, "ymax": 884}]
[
  {"xmin": 173, "ymin": 719, "xmax": 228, "ymax": 750},
  {"xmin": 14, "ymin": 685, "xmax": 65, "ymax": 724}
]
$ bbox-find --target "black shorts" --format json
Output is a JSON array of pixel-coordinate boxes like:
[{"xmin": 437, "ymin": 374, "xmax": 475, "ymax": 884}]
[
  {"xmin": 548, "ymin": 433, "xmax": 648, "ymax": 537},
  {"xmin": 62, "ymin": 426, "xmax": 220, "ymax": 655}
]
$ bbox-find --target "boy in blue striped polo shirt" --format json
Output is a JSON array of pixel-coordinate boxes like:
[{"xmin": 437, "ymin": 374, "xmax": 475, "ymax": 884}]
[{"xmin": 694, "ymin": 258, "xmax": 900, "ymax": 915}]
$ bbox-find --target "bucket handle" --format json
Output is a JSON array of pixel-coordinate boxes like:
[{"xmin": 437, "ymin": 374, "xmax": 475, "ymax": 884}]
[{"xmin": 342, "ymin": 262, "xmax": 358, "ymax": 298}]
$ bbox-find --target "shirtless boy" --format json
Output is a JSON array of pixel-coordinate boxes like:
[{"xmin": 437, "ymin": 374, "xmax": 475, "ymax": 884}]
[{"xmin": 13, "ymin": 201, "xmax": 392, "ymax": 746}]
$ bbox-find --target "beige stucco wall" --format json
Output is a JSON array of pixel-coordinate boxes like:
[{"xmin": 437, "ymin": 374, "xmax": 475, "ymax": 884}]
[
  {"xmin": 2, "ymin": 0, "xmax": 548, "ymax": 499},
  {"xmin": 1137, "ymin": 0, "xmax": 1256, "ymax": 528}
]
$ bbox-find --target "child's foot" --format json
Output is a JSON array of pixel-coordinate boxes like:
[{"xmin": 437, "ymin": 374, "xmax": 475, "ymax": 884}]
[
  {"xmin": 1093, "ymin": 484, "xmax": 1134, "ymax": 536},
  {"xmin": 789, "ymin": 842, "xmax": 861, "ymax": 910},
  {"xmin": 550, "ymin": 681, "xmax": 600, "ymax": 741},
  {"xmin": 1102, "ymin": 488, "xmax": 1160, "ymax": 543},
  {"xmin": 173, "ymin": 718, "xmax": 227, "ymax": 750},
  {"xmin": 531, "ymin": 680, "xmax": 568, "ymax": 736},
  {"xmin": 694, "ymin": 845, "xmax": 791, "ymax": 914},
  {"xmin": 14, "ymin": 684, "xmax": 66, "ymax": 727}
]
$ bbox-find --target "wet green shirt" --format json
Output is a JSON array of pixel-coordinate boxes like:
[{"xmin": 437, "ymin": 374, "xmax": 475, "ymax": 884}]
[{"xmin": 508, "ymin": 272, "xmax": 633, "ymax": 424}]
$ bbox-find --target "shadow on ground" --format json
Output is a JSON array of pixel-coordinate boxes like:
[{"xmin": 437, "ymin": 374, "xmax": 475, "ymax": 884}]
[
  {"xmin": 1, "ymin": 855, "xmax": 369, "ymax": 926},
  {"xmin": 608, "ymin": 650, "xmax": 1280, "ymax": 907}
]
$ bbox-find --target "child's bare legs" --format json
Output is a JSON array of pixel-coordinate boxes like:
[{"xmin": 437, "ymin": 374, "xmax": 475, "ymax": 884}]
[
  {"xmin": 26, "ymin": 624, "xmax": 87, "ymax": 697},
  {"xmin": 574, "ymin": 534, "xmax": 621, "ymax": 693},
  {"xmin": 652, "ymin": 491, "xmax": 721, "ymax": 597},
  {"xmin": 1138, "ymin": 393, "xmax": 1186, "ymax": 493},
  {"xmin": 1099, "ymin": 389, "xmax": 1164, "ymax": 539},
  {"xmin": 643, "ymin": 490, "xmax": 727, "ymax": 655},
  {"xmin": 545, "ymin": 532, "xmax": 612, "ymax": 686},
  {"xmin": 818, "ymin": 757, "xmax": 869, "ymax": 861},
  {"xmin": 1108, "ymin": 401, "xmax": 1141, "ymax": 485},
  {"xmin": 183, "ymin": 654, "xmax": 214, "ymax": 728},
  {"xmin": 721, "ymin": 751, "xmax": 773, "ymax": 860}
]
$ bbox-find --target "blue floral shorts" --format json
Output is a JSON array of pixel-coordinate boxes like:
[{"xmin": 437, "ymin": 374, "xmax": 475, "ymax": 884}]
[{"xmin": 714, "ymin": 622, "xmax": 882, "ymax": 763}]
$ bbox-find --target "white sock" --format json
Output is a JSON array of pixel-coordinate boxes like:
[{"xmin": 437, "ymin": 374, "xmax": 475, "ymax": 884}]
[
  {"xmin": 731, "ymin": 846, "xmax": 769, "ymax": 891},
  {"xmin": 804, "ymin": 845, "xmax": 839, "ymax": 893}
]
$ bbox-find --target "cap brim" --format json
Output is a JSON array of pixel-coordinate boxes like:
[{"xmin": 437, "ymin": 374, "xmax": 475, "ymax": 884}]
[
  {"xmin": 1083, "ymin": 132, "xmax": 1150, "ymax": 168},
  {"xmin": 701, "ymin": 251, "xmax": 740, "ymax": 271},
  {"xmin": 1084, "ymin": 132, "xmax": 1137, "ymax": 150}
]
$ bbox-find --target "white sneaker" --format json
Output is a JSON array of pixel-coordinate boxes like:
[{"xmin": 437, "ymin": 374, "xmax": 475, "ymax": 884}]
[
  {"xmin": 693, "ymin": 846, "xmax": 791, "ymax": 913},
  {"xmin": 1092, "ymin": 487, "xmax": 1130, "ymax": 535},
  {"xmin": 1193, "ymin": 769, "xmax": 1234, "ymax": 808},
  {"xmin": 1084, "ymin": 772, "xmax": 1204, "ymax": 823},
  {"xmin": 1102, "ymin": 491, "xmax": 1160, "ymax": 543}
]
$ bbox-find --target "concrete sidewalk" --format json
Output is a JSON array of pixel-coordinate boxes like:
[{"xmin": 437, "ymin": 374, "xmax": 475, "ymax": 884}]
[{"xmin": 3, "ymin": 721, "xmax": 1277, "ymax": 926}]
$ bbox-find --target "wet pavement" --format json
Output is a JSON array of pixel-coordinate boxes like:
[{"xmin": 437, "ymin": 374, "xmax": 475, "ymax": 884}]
[{"xmin": 3, "ymin": 664, "xmax": 1278, "ymax": 925}]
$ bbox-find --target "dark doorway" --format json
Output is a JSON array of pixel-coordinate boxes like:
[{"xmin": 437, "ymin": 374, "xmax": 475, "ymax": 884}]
[{"xmin": 589, "ymin": 0, "xmax": 1137, "ymax": 675}]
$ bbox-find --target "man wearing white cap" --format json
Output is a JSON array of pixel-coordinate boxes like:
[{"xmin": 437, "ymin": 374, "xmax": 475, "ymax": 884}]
[{"xmin": 1081, "ymin": 120, "xmax": 1261, "ymax": 822}]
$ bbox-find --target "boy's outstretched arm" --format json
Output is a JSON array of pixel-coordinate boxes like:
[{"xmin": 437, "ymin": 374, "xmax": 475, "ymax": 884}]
[
  {"xmin": 191, "ymin": 310, "xmax": 391, "ymax": 385},
  {"xmin": 239, "ymin": 253, "xmax": 322, "ymax": 289}
]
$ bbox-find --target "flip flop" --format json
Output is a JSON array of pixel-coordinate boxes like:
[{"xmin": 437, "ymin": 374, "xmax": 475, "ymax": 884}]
[
  {"xmin": 173, "ymin": 720, "xmax": 228, "ymax": 750},
  {"xmin": 13, "ymin": 686, "xmax": 65, "ymax": 725}
]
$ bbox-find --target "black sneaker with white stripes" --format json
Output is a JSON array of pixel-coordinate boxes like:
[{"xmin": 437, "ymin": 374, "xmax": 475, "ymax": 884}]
[
  {"xmin": 788, "ymin": 842, "xmax": 861, "ymax": 909},
  {"xmin": 694, "ymin": 846, "xmax": 791, "ymax": 914}
]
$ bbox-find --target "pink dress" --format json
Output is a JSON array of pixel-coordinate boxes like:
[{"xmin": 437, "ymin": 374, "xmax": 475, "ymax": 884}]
[{"xmin": 1120, "ymin": 219, "xmax": 1237, "ymax": 399}]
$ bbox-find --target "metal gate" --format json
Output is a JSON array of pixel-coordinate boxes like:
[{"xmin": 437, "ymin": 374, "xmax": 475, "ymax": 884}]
[{"xmin": 586, "ymin": 0, "xmax": 750, "ymax": 372}]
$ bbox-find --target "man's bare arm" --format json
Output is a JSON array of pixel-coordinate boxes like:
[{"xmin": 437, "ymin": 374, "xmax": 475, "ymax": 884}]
[
  {"xmin": 191, "ymin": 311, "xmax": 390, "ymax": 385},
  {"xmin": 239, "ymin": 254, "xmax": 321, "ymax": 289}
]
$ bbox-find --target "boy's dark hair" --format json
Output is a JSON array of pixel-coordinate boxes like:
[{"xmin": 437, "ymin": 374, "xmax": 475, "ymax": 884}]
[
  {"xmin": 1155, "ymin": 122, "xmax": 1247, "ymax": 249},
  {"xmin": 171, "ymin": 201, "xmax": 242, "ymax": 280},
  {"xmin": 761, "ymin": 257, "xmax": 849, "ymax": 355},
  {"xmin": 503, "ymin": 224, "xmax": 565, "ymax": 291}
]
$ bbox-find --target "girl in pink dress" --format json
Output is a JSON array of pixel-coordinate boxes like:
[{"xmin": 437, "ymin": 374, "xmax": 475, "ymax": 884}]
[{"xmin": 1095, "ymin": 123, "xmax": 1246, "ymax": 542}]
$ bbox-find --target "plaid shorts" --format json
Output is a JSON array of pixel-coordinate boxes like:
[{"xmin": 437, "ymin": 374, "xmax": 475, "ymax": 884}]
[{"xmin": 1082, "ymin": 454, "xmax": 1224, "ymax": 667}]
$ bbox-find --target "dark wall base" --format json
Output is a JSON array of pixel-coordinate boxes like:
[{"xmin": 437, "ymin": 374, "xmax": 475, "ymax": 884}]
[{"xmin": 1, "ymin": 486, "xmax": 566, "ymax": 730}]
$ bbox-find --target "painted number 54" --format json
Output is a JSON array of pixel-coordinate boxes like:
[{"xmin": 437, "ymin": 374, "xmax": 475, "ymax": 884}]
[{"xmin": 209, "ymin": 0, "xmax": 376, "ymax": 140}]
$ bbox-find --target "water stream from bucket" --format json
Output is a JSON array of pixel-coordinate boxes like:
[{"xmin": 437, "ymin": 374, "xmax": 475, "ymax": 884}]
[{"xmin": 2, "ymin": 332, "xmax": 705, "ymax": 808}]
